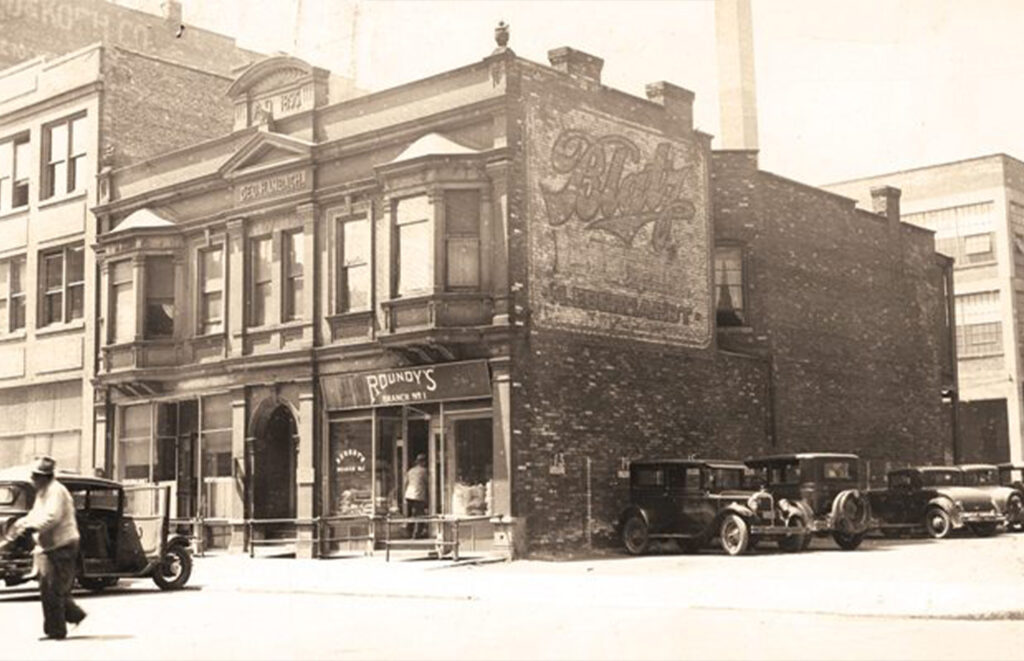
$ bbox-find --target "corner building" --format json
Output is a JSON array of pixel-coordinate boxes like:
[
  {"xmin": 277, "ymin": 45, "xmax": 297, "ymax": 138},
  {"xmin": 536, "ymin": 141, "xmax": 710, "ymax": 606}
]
[{"xmin": 92, "ymin": 40, "xmax": 955, "ymax": 556}]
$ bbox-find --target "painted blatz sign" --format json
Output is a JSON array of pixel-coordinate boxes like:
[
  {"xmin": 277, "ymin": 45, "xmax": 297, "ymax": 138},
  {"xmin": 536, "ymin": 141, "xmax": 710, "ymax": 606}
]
[
  {"xmin": 529, "ymin": 107, "xmax": 712, "ymax": 348},
  {"xmin": 321, "ymin": 361, "xmax": 492, "ymax": 410}
]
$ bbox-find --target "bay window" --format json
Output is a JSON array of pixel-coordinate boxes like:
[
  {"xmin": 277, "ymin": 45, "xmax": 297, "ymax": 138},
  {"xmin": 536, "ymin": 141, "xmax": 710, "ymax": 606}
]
[
  {"xmin": 0, "ymin": 256, "xmax": 26, "ymax": 333},
  {"xmin": 444, "ymin": 190, "xmax": 481, "ymax": 290},
  {"xmin": 394, "ymin": 195, "xmax": 433, "ymax": 296},
  {"xmin": 284, "ymin": 230, "xmax": 304, "ymax": 321},
  {"xmin": 145, "ymin": 256, "xmax": 175, "ymax": 338},
  {"xmin": 110, "ymin": 260, "xmax": 134, "ymax": 343},
  {"xmin": 338, "ymin": 215, "xmax": 370, "ymax": 312},
  {"xmin": 38, "ymin": 244, "xmax": 84, "ymax": 327},
  {"xmin": 250, "ymin": 236, "xmax": 272, "ymax": 327},
  {"xmin": 43, "ymin": 114, "xmax": 87, "ymax": 200},
  {"xmin": 198, "ymin": 245, "xmax": 224, "ymax": 334}
]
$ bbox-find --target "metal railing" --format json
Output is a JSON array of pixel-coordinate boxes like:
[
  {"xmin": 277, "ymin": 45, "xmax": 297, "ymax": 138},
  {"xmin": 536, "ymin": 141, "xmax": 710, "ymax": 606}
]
[
  {"xmin": 317, "ymin": 515, "xmax": 376, "ymax": 557},
  {"xmin": 381, "ymin": 514, "xmax": 493, "ymax": 562},
  {"xmin": 245, "ymin": 517, "xmax": 318, "ymax": 558},
  {"xmin": 169, "ymin": 516, "xmax": 233, "ymax": 557}
]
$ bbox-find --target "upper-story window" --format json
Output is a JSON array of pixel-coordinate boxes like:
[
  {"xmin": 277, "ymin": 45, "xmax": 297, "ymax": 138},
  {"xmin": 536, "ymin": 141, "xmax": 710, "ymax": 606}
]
[
  {"xmin": 444, "ymin": 190, "xmax": 481, "ymax": 290},
  {"xmin": 198, "ymin": 245, "xmax": 224, "ymax": 335},
  {"xmin": 714, "ymin": 245, "xmax": 745, "ymax": 327},
  {"xmin": 250, "ymin": 236, "xmax": 273, "ymax": 327},
  {"xmin": 110, "ymin": 260, "xmax": 134, "ymax": 343},
  {"xmin": 394, "ymin": 195, "xmax": 433, "ymax": 297},
  {"xmin": 338, "ymin": 215, "xmax": 370, "ymax": 312},
  {"xmin": 42, "ymin": 114, "xmax": 87, "ymax": 200},
  {"xmin": 145, "ymin": 256, "xmax": 175, "ymax": 338},
  {"xmin": 0, "ymin": 255, "xmax": 26, "ymax": 333},
  {"xmin": 283, "ymin": 230, "xmax": 304, "ymax": 321},
  {"xmin": 0, "ymin": 134, "xmax": 30, "ymax": 213},
  {"xmin": 38, "ymin": 244, "xmax": 84, "ymax": 327}
]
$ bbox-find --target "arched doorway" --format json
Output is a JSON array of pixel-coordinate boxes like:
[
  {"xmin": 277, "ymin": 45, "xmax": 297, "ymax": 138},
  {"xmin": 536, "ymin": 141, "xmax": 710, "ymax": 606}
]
[{"xmin": 251, "ymin": 403, "xmax": 297, "ymax": 520}]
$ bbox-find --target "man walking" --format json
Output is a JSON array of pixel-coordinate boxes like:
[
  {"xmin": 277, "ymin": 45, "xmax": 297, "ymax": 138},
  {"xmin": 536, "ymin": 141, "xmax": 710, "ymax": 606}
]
[
  {"xmin": 2, "ymin": 456, "xmax": 86, "ymax": 640},
  {"xmin": 404, "ymin": 453, "xmax": 429, "ymax": 539}
]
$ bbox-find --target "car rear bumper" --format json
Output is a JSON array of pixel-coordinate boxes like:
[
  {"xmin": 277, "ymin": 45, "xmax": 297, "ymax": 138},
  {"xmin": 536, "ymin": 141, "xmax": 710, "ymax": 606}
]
[{"xmin": 957, "ymin": 511, "xmax": 1005, "ymax": 526}]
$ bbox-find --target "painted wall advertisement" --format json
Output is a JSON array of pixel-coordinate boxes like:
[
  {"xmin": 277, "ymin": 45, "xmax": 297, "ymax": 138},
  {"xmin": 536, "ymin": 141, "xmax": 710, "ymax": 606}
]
[{"xmin": 528, "ymin": 106, "xmax": 712, "ymax": 347}]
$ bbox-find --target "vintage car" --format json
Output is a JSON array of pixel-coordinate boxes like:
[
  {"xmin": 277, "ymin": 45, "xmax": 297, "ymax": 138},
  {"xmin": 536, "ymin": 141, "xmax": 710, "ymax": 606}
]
[
  {"xmin": 959, "ymin": 464, "xmax": 1024, "ymax": 531},
  {"xmin": 744, "ymin": 453, "xmax": 871, "ymax": 550},
  {"xmin": 868, "ymin": 467, "xmax": 1005, "ymax": 538},
  {"xmin": 0, "ymin": 468, "xmax": 192, "ymax": 591},
  {"xmin": 618, "ymin": 459, "xmax": 811, "ymax": 556},
  {"xmin": 998, "ymin": 463, "xmax": 1024, "ymax": 531}
]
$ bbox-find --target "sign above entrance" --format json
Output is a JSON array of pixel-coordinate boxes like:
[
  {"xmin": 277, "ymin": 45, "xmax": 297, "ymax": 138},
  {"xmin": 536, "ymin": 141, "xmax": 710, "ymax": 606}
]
[{"xmin": 322, "ymin": 361, "xmax": 492, "ymax": 410}]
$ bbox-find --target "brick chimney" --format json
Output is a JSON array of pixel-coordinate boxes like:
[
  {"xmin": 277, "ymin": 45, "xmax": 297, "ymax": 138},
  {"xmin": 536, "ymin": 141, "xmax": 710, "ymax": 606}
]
[
  {"xmin": 870, "ymin": 185, "xmax": 902, "ymax": 225},
  {"xmin": 646, "ymin": 81, "xmax": 695, "ymax": 131},
  {"xmin": 547, "ymin": 47, "xmax": 603, "ymax": 87}
]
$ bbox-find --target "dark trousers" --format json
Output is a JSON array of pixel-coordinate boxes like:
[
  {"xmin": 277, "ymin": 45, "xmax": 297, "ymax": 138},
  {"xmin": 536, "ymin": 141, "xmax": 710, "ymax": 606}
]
[
  {"xmin": 38, "ymin": 542, "xmax": 86, "ymax": 639},
  {"xmin": 406, "ymin": 499, "xmax": 427, "ymax": 539}
]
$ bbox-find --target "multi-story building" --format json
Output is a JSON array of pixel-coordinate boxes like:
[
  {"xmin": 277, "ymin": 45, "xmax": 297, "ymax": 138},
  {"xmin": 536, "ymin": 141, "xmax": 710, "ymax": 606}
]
[
  {"xmin": 827, "ymin": 154, "xmax": 1024, "ymax": 465},
  {"xmin": 87, "ymin": 26, "xmax": 955, "ymax": 557},
  {"xmin": 0, "ymin": 8, "xmax": 260, "ymax": 475}
]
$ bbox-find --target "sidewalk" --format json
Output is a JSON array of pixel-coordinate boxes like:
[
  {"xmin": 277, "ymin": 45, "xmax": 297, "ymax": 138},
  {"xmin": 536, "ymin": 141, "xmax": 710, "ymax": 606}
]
[{"xmin": 190, "ymin": 536, "xmax": 1024, "ymax": 620}]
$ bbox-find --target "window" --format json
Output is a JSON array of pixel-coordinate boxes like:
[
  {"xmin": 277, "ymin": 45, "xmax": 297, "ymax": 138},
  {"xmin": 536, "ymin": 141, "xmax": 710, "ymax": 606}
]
[
  {"xmin": 250, "ymin": 236, "xmax": 272, "ymax": 326},
  {"xmin": 38, "ymin": 244, "xmax": 84, "ymax": 327},
  {"xmin": 328, "ymin": 420, "xmax": 373, "ymax": 516},
  {"xmin": 822, "ymin": 461, "xmax": 856, "ymax": 481},
  {"xmin": 394, "ymin": 195, "xmax": 433, "ymax": 296},
  {"xmin": 920, "ymin": 470, "xmax": 963, "ymax": 487},
  {"xmin": 43, "ymin": 114, "xmax": 87, "ymax": 199},
  {"xmin": 0, "ymin": 256, "xmax": 26, "ymax": 333},
  {"xmin": 338, "ymin": 216, "xmax": 371, "ymax": 312},
  {"xmin": 284, "ymin": 230, "xmax": 304, "ymax": 321},
  {"xmin": 445, "ymin": 190, "xmax": 481, "ymax": 289},
  {"xmin": 957, "ymin": 322, "xmax": 1002, "ymax": 357},
  {"xmin": 145, "ymin": 256, "xmax": 175, "ymax": 338},
  {"xmin": 110, "ymin": 260, "xmax": 134, "ymax": 343},
  {"xmin": 119, "ymin": 404, "xmax": 152, "ymax": 481},
  {"xmin": 714, "ymin": 245, "xmax": 744, "ymax": 327},
  {"xmin": 201, "ymin": 394, "xmax": 232, "ymax": 478},
  {"xmin": 905, "ymin": 202, "xmax": 995, "ymax": 267},
  {"xmin": 633, "ymin": 467, "xmax": 664, "ymax": 487},
  {"xmin": 452, "ymin": 417, "xmax": 492, "ymax": 516},
  {"xmin": 198, "ymin": 246, "xmax": 224, "ymax": 335},
  {"xmin": 0, "ymin": 134, "xmax": 30, "ymax": 212}
]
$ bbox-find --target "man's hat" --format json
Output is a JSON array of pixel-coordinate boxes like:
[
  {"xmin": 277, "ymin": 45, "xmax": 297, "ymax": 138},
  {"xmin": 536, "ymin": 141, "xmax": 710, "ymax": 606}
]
[
  {"xmin": 414, "ymin": 453, "xmax": 427, "ymax": 464},
  {"xmin": 31, "ymin": 456, "xmax": 56, "ymax": 476}
]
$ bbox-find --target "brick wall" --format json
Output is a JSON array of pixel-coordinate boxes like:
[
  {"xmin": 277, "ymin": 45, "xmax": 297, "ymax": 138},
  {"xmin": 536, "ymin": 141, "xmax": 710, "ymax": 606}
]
[
  {"xmin": 960, "ymin": 399, "xmax": 1010, "ymax": 463},
  {"xmin": 101, "ymin": 48, "xmax": 234, "ymax": 167}
]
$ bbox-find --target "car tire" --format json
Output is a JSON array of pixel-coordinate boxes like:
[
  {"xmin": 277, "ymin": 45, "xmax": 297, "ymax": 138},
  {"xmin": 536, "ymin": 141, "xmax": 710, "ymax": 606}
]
[
  {"xmin": 924, "ymin": 506, "xmax": 952, "ymax": 539},
  {"xmin": 969, "ymin": 522, "xmax": 1000, "ymax": 538},
  {"xmin": 621, "ymin": 514, "xmax": 650, "ymax": 556},
  {"xmin": 719, "ymin": 514, "xmax": 750, "ymax": 556},
  {"xmin": 78, "ymin": 576, "xmax": 119, "ymax": 592},
  {"xmin": 153, "ymin": 545, "xmax": 192, "ymax": 591},
  {"xmin": 832, "ymin": 531, "xmax": 865, "ymax": 550},
  {"xmin": 778, "ymin": 515, "xmax": 807, "ymax": 553}
]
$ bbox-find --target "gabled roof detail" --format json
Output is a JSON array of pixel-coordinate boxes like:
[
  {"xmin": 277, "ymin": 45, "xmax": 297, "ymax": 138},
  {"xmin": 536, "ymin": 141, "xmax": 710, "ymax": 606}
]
[
  {"xmin": 227, "ymin": 55, "xmax": 319, "ymax": 99},
  {"xmin": 110, "ymin": 208, "xmax": 177, "ymax": 234},
  {"xmin": 218, "ymin": 130, "xmax": 314, "ymax": 177},
  {"xmin": 388, "ymin": 133, "xmax": 481, "ymax": 165}
]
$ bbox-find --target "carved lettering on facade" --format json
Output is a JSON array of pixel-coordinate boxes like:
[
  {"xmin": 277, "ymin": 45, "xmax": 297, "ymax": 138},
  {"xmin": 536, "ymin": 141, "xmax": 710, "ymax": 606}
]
[
  {"xmin": 540, "ymin": 129, "xmax": 696, "ymax": 257},
  {"xmin": 236, "ymin": 170, "xmax": 308, "ymax": 203}
]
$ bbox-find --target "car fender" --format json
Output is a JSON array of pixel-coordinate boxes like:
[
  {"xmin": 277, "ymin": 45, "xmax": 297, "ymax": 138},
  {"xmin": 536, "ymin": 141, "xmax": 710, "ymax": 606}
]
[
  {"xmin": 720, "ymin": 502, "xmax": 755, "ymax": 522},
  {"xmin": 778, "ymin": 498, "xmax": 814, "ymax": 524},
  {"xmin": 927, "ymin": 495, "xmax": 957, "ymax": 515},
  {"xmin": 166, "ymin": 534, "xmax": 192, "ymax": 553},
  {"xmin": 617, "ymin": 505, "xmax": 653, "ymax": 532}
]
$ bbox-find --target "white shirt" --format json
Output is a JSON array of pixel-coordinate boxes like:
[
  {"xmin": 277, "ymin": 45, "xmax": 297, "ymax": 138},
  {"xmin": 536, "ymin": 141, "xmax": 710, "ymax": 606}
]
[
  {"xmin": 404, "ymin": 465, "xmax": 428, "ymax": 502},
  {"xmin": 13, "ymin": 479, "xmax": 80, "ymax": 552}
]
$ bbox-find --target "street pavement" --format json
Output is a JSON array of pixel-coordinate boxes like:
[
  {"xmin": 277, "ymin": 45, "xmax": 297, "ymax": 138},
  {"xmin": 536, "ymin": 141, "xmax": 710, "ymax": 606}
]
[{"xmin": 2, "ymin": 531, "xmax": 1024, "ymax": 659}]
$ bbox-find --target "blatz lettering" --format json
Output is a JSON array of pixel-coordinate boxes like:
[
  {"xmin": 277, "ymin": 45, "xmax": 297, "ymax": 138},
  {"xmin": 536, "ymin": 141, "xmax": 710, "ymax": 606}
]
[{"xmin": 541, "ymin": 130, "xmax": 696, "ymax": 256}]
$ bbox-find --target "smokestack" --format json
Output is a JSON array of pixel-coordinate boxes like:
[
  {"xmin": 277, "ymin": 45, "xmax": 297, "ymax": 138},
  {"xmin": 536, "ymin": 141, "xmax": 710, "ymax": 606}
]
[{"xmin": 715, "ymin": 0, "xmax": 759, "ymax": 150}]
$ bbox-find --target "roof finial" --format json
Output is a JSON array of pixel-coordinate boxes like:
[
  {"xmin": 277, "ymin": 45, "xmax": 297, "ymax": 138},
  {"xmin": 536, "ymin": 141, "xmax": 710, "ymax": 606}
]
[{"xmin": 494, "ymin": 20, "xmax": 510, "ymax": 51}]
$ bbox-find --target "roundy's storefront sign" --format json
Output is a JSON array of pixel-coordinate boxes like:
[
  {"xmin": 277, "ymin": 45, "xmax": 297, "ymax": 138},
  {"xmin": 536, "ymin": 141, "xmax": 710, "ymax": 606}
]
[{"xmin": 320, "ymin": 360, "xmax": 493, "ymax": 410}]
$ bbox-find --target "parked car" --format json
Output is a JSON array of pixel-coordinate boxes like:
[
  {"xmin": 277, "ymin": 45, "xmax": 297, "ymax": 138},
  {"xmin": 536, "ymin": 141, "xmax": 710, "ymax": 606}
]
[
  {"xmin": 958, "ymin": 464, "xmax": 1023, "ymax": 532},
  {"xmin": 618, "ymin": 459, "xmax": 812, "ymax": 556},
  {"xmin": 0, "ymin": 467, "xmax": 192, "ymax": 591},
  {"xmin": 744, "ymin": 453, "xmax": 871, "ymax": 550},
  {"xmin": 868, "ymin": 467, "xmax": 1005, "ymax": 538},
  {"xmin": 998, "ymin": 463, "xmax": 1024, "ymax": 531}
]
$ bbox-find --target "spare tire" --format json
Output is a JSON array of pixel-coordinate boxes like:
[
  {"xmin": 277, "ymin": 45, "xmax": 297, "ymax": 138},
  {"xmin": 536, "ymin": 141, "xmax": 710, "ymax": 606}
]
[{"xmin": 832, "ymin": 490, "xmax": 870, "ymax": 534}]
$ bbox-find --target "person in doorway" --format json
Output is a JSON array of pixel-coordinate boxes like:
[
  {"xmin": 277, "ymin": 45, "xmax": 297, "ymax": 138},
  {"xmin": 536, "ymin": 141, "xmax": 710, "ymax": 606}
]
[
  {"xmin": 404, "ymin": 453, "xmax": 429, "ymax": 539},
  {"xmin": 0, "ymin": 456, "xmax": 86, "ymax": 640}
]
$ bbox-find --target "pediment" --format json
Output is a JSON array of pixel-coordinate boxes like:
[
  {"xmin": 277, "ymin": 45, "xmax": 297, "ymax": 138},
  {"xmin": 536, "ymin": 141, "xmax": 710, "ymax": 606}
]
[{"xmin": 219, "ymin": 131, "xmax": 313, "ymax": 178}]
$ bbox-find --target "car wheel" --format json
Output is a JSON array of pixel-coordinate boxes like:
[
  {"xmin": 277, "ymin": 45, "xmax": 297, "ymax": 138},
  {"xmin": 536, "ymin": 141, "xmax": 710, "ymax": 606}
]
[
  {"xmin": 719, "ymin": 514, "xmax": 750, "ymax": 556},
  {"xmin": 969, "ymin": 522, "xmax": 1000, "ymax": 538},
  {"xmin": 78, "ymin": 576, "xmax": 119, "ymax": 592},
  {"xmin": 924, "ymin": 506, "xmax": 952, "ymax": 539},
  {"xmin": 153, "ymin": 545, "xmax": 193, "ymax": 591},
  {"xmin": 832, "ymin": 531, "xmax": 865, "ymax": 550},
  {"xmin": 621, "ymin": 514, "xmax": 650, "ymax": 556},
  {"xmin": 778, "ymin": 515, "xmax": 807, "ymax": 553}
]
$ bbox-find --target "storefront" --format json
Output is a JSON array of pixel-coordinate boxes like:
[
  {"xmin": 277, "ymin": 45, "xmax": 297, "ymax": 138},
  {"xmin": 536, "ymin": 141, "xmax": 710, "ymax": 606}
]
[{"xmin": 321, "ymin": 360, "xmax": 502, "ymax": 550}]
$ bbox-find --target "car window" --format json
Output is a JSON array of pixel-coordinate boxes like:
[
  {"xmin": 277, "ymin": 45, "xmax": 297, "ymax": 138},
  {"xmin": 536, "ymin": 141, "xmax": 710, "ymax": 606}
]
[
  {"xmin": 0, "ymin": 485, "xmax": 23, "ymax": 507},
  {"xmin": 920, "ymin": 470, "xmax": 962, "ymax": 487},
  {"xmin": 822, "ymin": 461, "xmax": 857, "ymax": 481},
  {"xmin": 964, "ymin": 469, "xmax": 998, "ymax": 486},
  {"xmin": 685, "ymin": 468, "xmax": 701, "ymax": 490},
  {"xmin": 711, "ymin": 468, "xmax": 744, "ymax": 490},
  {"xmin": 633, "ymin": 468, "xmax": 664, "ymax": 488},
  {"xmin": 999, "ymin": 467, "xmax": 1013, "ymax": 485},
  {"xmin": 889, "ymin": 473, "xmax": 913, "ymax": 489},
  {"xmin": 768, "ymin": 462, "xmax": 800, "ymax": 485},
  {"xmin": 89, "ymin": 489, "xmax": 120, "ymax": 511}
]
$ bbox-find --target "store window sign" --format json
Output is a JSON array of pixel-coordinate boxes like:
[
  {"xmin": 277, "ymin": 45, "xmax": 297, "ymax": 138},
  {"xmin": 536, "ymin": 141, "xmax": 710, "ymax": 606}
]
[
  {"xmin": 336, "ymin": 448, "xmax": 366, "ymax": 473},
  {"xmin": 322, "ymin": 361, "xmax": 492, "ymax": 410}
]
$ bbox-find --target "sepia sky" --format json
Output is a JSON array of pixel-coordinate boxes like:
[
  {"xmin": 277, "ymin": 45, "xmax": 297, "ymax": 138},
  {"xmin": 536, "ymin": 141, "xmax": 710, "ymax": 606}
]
[{"xmin": 115, "ymin": 0, "xmax": 1024, "ymax": 187}]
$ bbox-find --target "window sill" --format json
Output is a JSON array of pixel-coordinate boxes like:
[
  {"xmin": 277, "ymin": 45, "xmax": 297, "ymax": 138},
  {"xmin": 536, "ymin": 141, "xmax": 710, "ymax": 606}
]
[
  {"xmin": 35, "ymin": 320, "xmax": 85, "ymax": 337},
  {"xmin": 240, "ymin": 319, "xmax": 311, "ymax": 337},
  {"xmin": 959, "ymin": 352, "xmax": 1004, "ymax": 360},
  {"xmin": 0, "ymin": 330, "xmax": 27, "ymax": 344},
  {"xmin": 716, "ymin": 325, "xmax": 752, "ymax": 334},
  {"xmin": 0, "ymin": 206, "xmax": 29, "ymax": 221},
  {"xmin": 37, "ymin": 190, "xmax": 87, "ymax": 211},
  {"xmin": 953, "ymin": 260, "xmax": 998, "ymax": 271}
]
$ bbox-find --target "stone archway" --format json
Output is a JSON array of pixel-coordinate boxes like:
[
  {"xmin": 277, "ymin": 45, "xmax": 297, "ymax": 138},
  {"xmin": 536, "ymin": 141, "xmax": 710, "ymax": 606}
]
[{"xmin": 249, "ymin": 401, "xmax": 297, "ymax": 521}]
